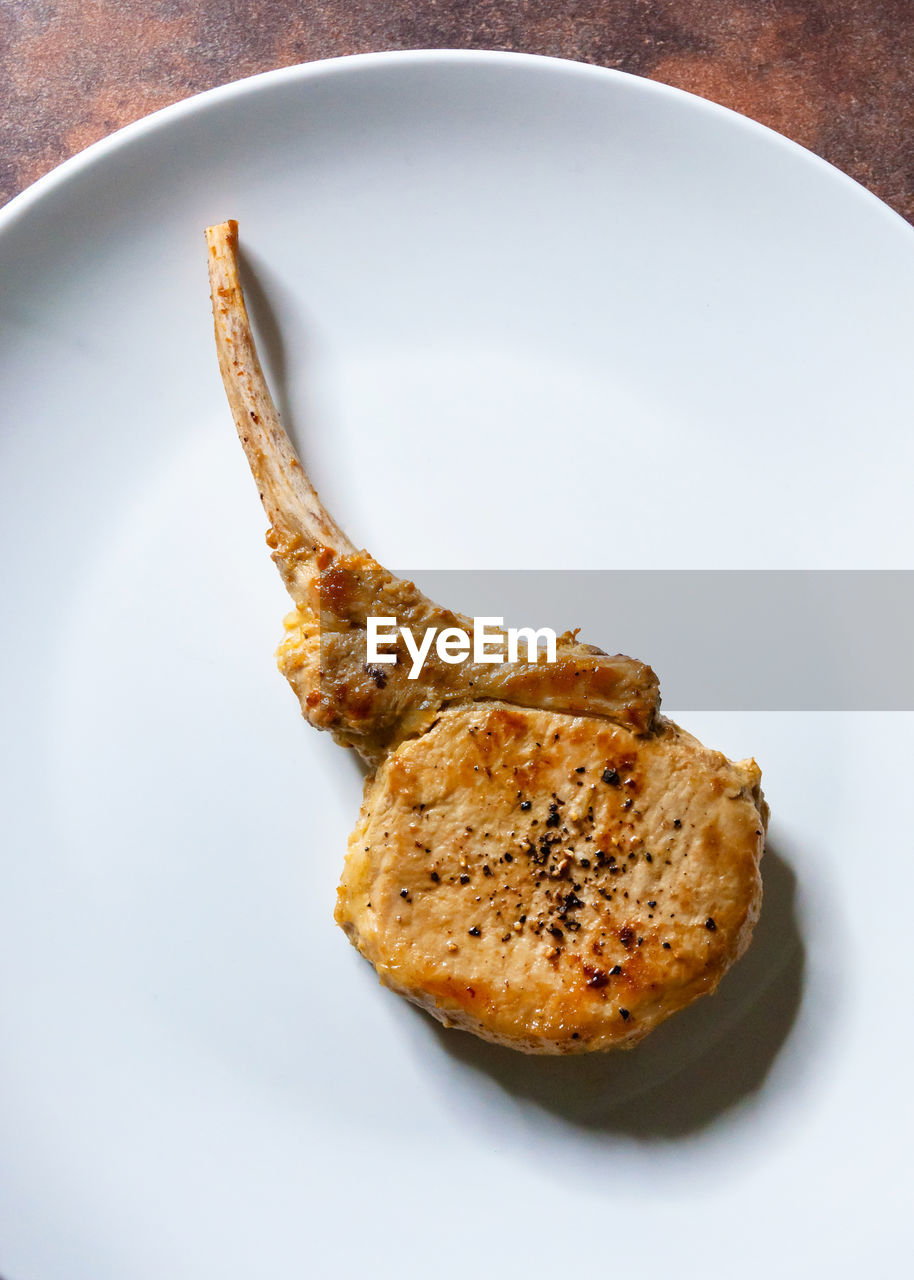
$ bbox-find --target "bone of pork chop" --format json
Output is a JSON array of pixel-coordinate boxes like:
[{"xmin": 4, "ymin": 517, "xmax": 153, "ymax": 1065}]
[{"xmin": 205, "ymin": 221, "xmax": 660, "ymax": 764}]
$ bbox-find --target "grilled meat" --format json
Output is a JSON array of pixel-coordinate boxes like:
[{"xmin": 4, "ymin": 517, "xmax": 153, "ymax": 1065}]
[{"xmin": 206, "ymin": 219, "xmax": 766, "ymax": 1053}]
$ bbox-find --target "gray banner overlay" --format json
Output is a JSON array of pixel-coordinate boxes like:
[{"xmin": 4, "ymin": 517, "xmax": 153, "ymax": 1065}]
[{"xmin": 382, "ymin": 570, "xmax": 914, "ymax": 711}]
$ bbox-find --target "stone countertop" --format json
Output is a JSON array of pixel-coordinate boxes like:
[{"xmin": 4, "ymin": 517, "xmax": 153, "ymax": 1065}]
[{"xmin": 1, "ymin": 1, "xmax": 912, "ymax": 223}]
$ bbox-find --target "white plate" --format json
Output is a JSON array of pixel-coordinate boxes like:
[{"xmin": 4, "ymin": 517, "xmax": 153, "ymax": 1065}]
[{"xmin": 1, "ymin": 51, "xmax": 912, "ymax": 1280}]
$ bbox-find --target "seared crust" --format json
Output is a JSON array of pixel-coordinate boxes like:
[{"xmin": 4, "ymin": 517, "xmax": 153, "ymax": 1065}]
[
  {"xmin": 277, "ymin": 550, "xmax": 660, "ymax": 763},
  {"xmin": 336, "ymin": 701, "xmax": 766, "ymax": 1054}
]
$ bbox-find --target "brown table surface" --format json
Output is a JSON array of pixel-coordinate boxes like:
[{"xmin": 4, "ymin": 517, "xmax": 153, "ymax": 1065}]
[{"xmin": 2, "ymin": 1, "xmax": 912, "ymax": 223}]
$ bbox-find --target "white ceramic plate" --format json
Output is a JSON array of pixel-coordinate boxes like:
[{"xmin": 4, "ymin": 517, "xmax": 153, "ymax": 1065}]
[{"xmin": 1, "ymin": 51, "xmax": 912, "ymax": 1280}]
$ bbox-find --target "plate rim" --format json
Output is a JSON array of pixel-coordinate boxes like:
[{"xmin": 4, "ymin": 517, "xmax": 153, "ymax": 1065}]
[{"xmin": 1, "ymin": 47, "xmax": 912, "ymax": 246}]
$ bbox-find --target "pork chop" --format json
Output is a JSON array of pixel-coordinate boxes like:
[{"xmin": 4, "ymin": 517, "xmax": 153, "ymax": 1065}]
[{"xmin": 205, "ymin": 219, "xmax": 767, "ymax": 1054}]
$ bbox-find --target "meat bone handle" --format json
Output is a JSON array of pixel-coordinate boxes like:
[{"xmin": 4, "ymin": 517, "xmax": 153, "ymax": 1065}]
[{"xmin": 205, "ymin": 219, "xmax": 355, "ymax": 597}]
